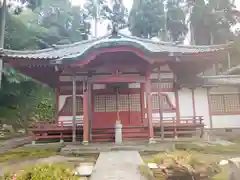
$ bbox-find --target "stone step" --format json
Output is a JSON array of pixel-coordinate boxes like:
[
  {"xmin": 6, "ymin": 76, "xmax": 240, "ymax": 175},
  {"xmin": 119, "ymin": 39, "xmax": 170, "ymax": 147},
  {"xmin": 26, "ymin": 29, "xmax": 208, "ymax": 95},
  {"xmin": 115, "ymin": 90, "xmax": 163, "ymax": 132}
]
[{"xmin": 90, "ymin": 151, "xmax": 146, "ymax": 180}]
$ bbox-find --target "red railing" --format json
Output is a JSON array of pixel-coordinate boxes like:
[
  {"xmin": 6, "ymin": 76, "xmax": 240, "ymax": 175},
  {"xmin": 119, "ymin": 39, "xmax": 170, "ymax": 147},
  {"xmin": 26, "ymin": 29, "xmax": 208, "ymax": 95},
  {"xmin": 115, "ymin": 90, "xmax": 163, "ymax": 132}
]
[{"xmin": 152, "ymin": 116, "xmax": 204, "ymax": 138}]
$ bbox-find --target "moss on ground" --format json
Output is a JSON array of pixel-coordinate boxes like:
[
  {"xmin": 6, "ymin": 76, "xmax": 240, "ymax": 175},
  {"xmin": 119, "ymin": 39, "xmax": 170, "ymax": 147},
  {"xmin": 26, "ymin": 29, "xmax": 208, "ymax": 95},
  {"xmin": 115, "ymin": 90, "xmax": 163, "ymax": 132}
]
[
  {"xmin": 140, "ymin": 142, "xmax": 240, "ymax": 180},
  {"xmin": 0, "ymin": 145, "xmax": 62, "ymax": 163},
  {"xmin": 141, "ymin": 150, "xmax": 227, "ymax": 180},
  {"xmin": 175, "ymin": 142, "xmax": 240, "ymax": 154}
]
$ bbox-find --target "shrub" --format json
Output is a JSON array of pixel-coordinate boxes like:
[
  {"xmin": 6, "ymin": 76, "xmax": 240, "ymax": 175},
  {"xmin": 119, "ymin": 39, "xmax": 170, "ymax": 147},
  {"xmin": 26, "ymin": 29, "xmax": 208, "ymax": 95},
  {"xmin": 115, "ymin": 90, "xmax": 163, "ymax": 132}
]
[
  {"xmin": 4, "ymin": 164, "xmax": 79, "ymax": 180},
  {"xmin": 141, "ymin": 151, "xmax": 221, "ymax": 180}
]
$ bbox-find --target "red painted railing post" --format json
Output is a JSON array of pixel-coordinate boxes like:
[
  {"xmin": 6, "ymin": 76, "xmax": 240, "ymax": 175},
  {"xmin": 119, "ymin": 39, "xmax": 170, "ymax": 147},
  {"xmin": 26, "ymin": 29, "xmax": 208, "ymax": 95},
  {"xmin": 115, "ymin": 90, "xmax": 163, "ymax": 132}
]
[{"xmin": 83, "ymin": 89, "xmax": 89, "ymax": 145}]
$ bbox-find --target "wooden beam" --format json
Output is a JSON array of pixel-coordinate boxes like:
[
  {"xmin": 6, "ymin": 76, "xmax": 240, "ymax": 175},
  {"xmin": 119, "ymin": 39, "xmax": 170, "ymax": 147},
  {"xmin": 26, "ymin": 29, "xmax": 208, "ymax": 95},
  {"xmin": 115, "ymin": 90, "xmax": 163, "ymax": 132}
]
[
  {"xmin": 89, "ymin": 75, "xmax": 146, "ymax": 83},
  {"xmin": 174, "ymin": 90, "xmax": 180, "ymax": 124},
  {"xmin": 145, "ymin": 72, "xmax": 154, "ymax": 141},
  {"xmin": 140, "ymin": 83, "xmax": 145, "ymax": 123},
  {"xmin": 207, "ymin": 88, "xmax": 213, "ymax": 129},
  {"xmin": 191, "ymin": 89, "xmax": 196, "ymax": 117},
  {"xmin": 88, "ymin": 83, "xmax": 92, "ymax": 142},
  {"xmin": 72, "ymin": 75, "xmax": 77, "ymax": 143},
  {"xmin": 83, "ymin": 81, "xmax": 89, "ymax": 144}
]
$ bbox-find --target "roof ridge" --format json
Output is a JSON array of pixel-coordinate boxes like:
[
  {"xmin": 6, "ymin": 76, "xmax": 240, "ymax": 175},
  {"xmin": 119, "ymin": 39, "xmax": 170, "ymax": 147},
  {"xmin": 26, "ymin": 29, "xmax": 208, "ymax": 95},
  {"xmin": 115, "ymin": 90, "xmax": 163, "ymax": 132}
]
[
  {"xmin": 118, "ymin": 33, "xmax": 175, "ymax": 45},
  {"xmin": 1, "ymin": 47, "xmax": 55, "ymax": 55},
  {"xmin": 118, "ymin": 32, "xmax": 233, "ymax": 49},
  {"xmin": 53, "ymin": 34, "xmax": 112, "ymax": 49},
  {"xmin": 200, "ymin": 75, "xmax": 240, "ymax": 79}
]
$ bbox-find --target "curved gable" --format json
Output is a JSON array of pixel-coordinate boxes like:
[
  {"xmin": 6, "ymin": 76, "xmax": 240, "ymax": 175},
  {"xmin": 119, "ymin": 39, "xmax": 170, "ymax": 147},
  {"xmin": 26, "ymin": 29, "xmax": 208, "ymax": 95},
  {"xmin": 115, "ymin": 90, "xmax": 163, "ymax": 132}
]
[
  {"xmin": 59, "ymin": 96, "xmax": 83, "ymax": 116},
  {"xmin": 152, "ymin": 93, "xmax": 176, "ymax": 112}
]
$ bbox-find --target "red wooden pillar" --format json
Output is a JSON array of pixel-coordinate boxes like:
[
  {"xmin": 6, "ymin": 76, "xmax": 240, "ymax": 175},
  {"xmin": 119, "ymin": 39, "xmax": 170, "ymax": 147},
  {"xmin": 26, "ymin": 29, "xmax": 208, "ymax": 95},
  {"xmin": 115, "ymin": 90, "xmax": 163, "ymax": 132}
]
[
  {"xmin": 140, "ymin": 83, "xmax": 145, "ymax": 123},
  {"xmin": 83, "ymin": 82, "xmax": 89, "ymax": 145},
  {"xmin": 174, "ymin": 90, "xmax": 180, "ymax": 123},
  {"xmin": 145, "ymin": 72, "xmax": 154, "ymax": 142}
]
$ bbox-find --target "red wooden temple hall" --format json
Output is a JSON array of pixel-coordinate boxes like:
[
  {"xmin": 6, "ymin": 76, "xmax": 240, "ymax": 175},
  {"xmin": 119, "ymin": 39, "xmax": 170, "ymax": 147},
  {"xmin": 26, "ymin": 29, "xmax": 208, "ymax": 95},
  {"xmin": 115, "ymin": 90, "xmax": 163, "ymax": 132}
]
[{"xmin": 0, "ymin": 32, "xmax": 232, "ymax": 143}]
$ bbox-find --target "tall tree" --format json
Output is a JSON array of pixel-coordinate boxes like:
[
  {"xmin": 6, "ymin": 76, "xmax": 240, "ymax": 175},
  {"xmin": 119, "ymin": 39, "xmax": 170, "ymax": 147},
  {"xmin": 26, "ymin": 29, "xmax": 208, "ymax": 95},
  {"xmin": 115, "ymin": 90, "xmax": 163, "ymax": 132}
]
[
  {"xmin": 35, "ymin": 0, "xmax": 91, "ymax": 44},
  {"xmin": 84, "ymin": 0, "xmax": 128, "ymax": 36},
  {"xmin": 129, "ymin": 0, "xmax": 187, "ymax": 41},
  {"xmin": 129, "ymin": 0, "xmax": 165, "ymax": 38},
  {"xmin": 189, "ymin": 0, "xmax": 239, "ymax": 45}
]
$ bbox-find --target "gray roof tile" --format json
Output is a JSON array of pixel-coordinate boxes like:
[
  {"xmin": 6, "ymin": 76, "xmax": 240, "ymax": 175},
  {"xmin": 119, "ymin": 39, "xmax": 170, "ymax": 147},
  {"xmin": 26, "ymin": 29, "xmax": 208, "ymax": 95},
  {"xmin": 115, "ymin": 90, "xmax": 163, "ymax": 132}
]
[{"xmin": 0, "ymin": 33, "xmax": 232, "ymax": 61}]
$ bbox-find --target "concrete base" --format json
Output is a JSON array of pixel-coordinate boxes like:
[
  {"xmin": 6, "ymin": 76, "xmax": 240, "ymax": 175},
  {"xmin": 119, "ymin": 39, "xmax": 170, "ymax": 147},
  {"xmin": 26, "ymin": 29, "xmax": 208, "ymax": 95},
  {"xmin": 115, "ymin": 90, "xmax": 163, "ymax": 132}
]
[
  {"xmin": 148, "ymin": 138, "xmax": 156, "ymax": 144},
  {"xmin": 82, "ymin": 141, "xmax": 89, "ymax": 145},
  {"xmin": 60, "ymin": 139, "xmax": 64, "ymax": 144},
  {"xmin": 115, "ymin": 121, "xmax": 123, "ymax": 144}
]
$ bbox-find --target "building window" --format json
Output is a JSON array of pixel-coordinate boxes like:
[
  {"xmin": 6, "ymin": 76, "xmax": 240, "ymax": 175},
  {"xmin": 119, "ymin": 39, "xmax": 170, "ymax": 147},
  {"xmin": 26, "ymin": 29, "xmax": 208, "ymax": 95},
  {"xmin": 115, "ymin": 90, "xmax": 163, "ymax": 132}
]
[
  {"xmin": 210, "ymin": 94, "xmax": 240, "ymax": 114},
  {"xmin": 94, "ymin": 95, "xmax": 106, "ymax": 112},
  {"xmin": 60, "ymin": 96, "xmax": 83, "ymax": 115},
  {"xmin": 106, "ymin": 95, "xmax": 117, "ymax": 112},
  {"xmin": 129, "ymin": 94, "xmax": 141, "ymax": 111},
  {"xmin": 118, "ymin": 94, "xmax": 129, "ymax": 111},
  {"xmin": 94, "ymin": 93, "xmax": 141, "ymax": 112},
  {"xmin": 151, "ymin": 82, "xmax": 174, "ymax": 91}
]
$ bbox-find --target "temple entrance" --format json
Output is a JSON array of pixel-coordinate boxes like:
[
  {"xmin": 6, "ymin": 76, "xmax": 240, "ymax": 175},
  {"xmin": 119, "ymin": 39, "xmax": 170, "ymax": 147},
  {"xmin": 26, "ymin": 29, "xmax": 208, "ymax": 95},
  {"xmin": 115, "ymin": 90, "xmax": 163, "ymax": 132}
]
[{"xmin": 92, "ymin": 83, "xmax": 142, "ymax": 128}]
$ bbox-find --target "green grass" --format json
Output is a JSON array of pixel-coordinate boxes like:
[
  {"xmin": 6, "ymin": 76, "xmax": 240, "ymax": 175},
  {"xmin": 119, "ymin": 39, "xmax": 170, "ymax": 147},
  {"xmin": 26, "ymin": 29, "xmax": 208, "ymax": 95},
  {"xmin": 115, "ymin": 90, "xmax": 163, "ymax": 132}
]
[
  {"xmin": 0, "ymin": 132, "xmax": 27, "ymax": 141},
  {"xmin": 175, "ymin": 142, "xmax": 240, "ymax": 154},
  {"xmin": 0, "ymin": 145, "xmax": 62, "ymax": 163},
  {"xmin": 140, "ymin": 142, "xmax": 240, "ymax": 180},
  {"xmin": 141, "ymin": 150, "xmax": 226, "ymax": 180}
]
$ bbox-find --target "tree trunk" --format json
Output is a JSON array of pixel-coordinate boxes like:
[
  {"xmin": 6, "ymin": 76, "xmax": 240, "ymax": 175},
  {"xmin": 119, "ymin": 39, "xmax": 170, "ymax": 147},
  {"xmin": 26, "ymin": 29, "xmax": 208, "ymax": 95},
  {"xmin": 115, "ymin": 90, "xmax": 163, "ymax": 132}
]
[{"xmin": 0, "ymin": 0, "xmax": 6, "ymax": 88}]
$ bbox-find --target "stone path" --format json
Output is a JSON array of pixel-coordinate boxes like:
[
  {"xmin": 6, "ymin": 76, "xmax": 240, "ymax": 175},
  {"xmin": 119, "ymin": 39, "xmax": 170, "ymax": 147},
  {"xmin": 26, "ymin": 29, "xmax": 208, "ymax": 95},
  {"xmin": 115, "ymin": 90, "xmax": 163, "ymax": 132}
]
[
  {"xmin": 0, "ymin": 136, "xmax": 32, "ymax": 153},
  {"xmin": 90, "ymin": 151, "xmax": 146, "ymax": 180}
]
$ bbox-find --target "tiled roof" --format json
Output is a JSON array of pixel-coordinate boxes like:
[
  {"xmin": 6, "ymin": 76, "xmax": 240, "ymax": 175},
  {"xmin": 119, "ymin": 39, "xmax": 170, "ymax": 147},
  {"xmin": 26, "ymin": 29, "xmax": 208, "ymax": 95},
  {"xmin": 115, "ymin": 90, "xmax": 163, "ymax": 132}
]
[
  {"xmin": 202, "ymin": 75, "xmax": 240, "ymax": 86},
  {"xmin": 221, "ymin": 65, "xmax": 240, "ymax": 75},
  {"xmin": 0, "ymin": 33, "xmax": 232, "ymax": 63},
  {"xmin": 179, "ymin": 75, "xmax": 240, "ymax": 87}
]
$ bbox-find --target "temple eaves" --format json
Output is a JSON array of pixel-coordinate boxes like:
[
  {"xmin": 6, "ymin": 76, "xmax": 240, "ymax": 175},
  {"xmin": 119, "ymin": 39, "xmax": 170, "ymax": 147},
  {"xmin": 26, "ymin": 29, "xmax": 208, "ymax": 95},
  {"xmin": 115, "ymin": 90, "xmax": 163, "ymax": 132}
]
[{"xmin": 0, "ymin": 33, "xmax": 232, "ymax": 64}]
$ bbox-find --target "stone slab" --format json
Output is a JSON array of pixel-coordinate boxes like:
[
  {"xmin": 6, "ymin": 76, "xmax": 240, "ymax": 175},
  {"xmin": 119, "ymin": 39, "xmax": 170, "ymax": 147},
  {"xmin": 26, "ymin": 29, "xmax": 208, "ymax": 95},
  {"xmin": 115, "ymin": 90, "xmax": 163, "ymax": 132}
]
[
  {"xmin": 75, "ymin": 162, "xmax": 94, "ymax": 176},
  {"xmin": 90, "ymin": 151, "xmax": 146, "ymax": 180}
]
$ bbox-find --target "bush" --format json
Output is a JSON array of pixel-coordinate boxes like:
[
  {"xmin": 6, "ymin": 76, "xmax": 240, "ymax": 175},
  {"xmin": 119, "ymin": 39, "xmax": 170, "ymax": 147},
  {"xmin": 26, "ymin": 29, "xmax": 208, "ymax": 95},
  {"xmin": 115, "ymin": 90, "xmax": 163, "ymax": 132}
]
[
  {"xmin": 141, "ymin": 151, "xmax": 221, "ymax": 180},
  {"xmin": 4, "ymin": 164, "xmax": 79, "ymax": 180}
]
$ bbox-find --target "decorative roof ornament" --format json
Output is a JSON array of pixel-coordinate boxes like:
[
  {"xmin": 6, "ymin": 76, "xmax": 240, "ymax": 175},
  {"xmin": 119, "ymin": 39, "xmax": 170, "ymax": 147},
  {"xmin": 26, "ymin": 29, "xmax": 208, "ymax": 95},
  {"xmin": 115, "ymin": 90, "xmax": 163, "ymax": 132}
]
[{"xmin": 110, "ymin": 22, "xmax": 120, "ymax": 38}]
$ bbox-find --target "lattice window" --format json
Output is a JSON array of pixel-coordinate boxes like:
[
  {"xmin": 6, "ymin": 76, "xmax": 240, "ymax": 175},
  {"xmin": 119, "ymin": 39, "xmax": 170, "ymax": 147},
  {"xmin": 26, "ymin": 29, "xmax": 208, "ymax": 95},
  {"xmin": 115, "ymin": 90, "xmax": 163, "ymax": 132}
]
[
  {"xmin": 152, "ymin": 94, "xmax": 159, "ymax": 109},
  {"xmin": 224, "ymin": 94, "xmax": 240, "ymax": 112},
  {"xmin": 210, "ymin": 95, "xmax": 225, "ymax": 113},
  {"xmin": 118, "ymin": 94, "xmax": 129, "ymax": 111},
  {"xmin": 151, "ymin": 82, "xmax": 173, "ymax": 90},
  {"xmin": 129, "ymin": 94, "xmax": 141, "ymax": 111},
  {"xmin": 210, "ymin": 94, "xmax": 240, "ymax": 114},
  {"xmin": 94, "ymin": 93, "xmax": 141, "ymax": 112},
  {"xmin": 152, "ymin": 94, "xmax": 174, "ymax": 110},
  {"xmin": 106, "ymin": 95, "xmax": 117, "ymax": 112},
  {"xmin": 61, "ymin": 96, "xmax": 83, "ymax": 114},
  {"xmin": 94, "ymin": 95, "xmax": 106, "ymax": 112}
]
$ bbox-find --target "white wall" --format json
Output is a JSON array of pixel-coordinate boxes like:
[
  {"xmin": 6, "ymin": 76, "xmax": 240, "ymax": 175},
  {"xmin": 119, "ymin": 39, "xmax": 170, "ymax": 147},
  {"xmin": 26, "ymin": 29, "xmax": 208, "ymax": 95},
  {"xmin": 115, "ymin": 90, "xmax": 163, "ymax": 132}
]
[
  {"xmin": 178, "ymin": 88, "xmax": 211, "ymax": 127},
  {"xmin": 179, "ymin": 88, "xmax": 193, "ymax": 117},
  {"xmin": 209, "ymin": 86, "xmax": 240, "ymax": 128},
  {"xmin": 58, "ymin": 95, "xmax": 83, "ymax": 125},
  {"xmin": 212, "ymin": 115, "xmax": 240, "ymax": 128},
  {"xmin": 194, "ymin": 88, "xmax": 210, "ymax": 128}
]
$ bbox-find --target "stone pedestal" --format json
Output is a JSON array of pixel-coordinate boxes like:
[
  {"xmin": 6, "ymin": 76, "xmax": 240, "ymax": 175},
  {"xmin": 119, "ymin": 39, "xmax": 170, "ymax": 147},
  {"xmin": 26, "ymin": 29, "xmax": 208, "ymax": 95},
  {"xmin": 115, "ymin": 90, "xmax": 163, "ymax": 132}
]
[
  {"xmin": 228, "ymin": 158, "xmax": 240, "ymax": 180},
  {"xmin": 82, "ymin": 141, "xmax": 89, "ymax": 145},
  {"xmin": 115, "ymin": 120, "xmax": 122, "ymax": 144},
  {"xmin": 148, "ymin": 138, "xmax": 156, "ymax": 144}
]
